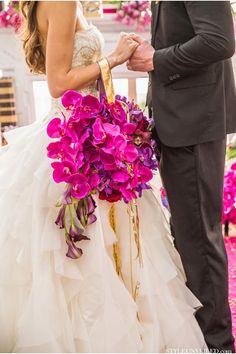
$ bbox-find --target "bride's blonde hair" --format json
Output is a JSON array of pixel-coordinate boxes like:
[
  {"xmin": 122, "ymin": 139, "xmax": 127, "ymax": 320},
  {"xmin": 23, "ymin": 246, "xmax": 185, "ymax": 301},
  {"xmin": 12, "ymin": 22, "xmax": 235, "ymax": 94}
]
[{"xmin": 19, "ymin": 1, "xmax": 45, "ymax": 74}]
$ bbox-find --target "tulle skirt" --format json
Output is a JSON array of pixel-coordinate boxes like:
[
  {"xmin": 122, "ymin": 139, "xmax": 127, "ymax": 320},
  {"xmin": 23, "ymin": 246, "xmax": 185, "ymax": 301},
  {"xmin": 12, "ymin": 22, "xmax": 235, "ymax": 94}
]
[{"xmin": 0, "ymin": 113, "xmax": 208, "ymax": 352}]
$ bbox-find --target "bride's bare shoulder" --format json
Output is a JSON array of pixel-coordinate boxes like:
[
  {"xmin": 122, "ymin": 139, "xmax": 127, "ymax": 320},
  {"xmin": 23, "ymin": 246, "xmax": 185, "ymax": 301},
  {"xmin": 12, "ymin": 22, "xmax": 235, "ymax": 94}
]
[
  {"xmin": 37, "ymin": 1, "xmax": 77, "ymax": 39},
  {"xmin": 37, "ymin": 1, "xmax": 77, "ymax": 22}
]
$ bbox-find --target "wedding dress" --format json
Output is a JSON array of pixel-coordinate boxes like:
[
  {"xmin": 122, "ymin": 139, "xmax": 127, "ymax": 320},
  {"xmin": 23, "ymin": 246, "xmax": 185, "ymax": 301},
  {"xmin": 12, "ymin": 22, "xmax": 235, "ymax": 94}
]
[{"xmin": 0, "ymin": 25, "xmax": 208, "ymax": 353}]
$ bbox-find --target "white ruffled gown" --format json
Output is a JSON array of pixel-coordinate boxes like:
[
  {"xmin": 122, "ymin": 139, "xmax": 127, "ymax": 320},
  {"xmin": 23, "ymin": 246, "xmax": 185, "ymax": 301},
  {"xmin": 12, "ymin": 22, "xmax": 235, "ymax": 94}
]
[{"xmin": 0, "ymin": 25, "xmax": 208, "ymax": 353}]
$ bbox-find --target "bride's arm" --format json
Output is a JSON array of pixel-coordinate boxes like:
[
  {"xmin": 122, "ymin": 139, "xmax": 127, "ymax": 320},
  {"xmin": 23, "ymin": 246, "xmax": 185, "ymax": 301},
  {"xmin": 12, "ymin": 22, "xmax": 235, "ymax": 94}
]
[{"xmin": 45, "ymin": 2, "xmax": 138, "ymax": 98}]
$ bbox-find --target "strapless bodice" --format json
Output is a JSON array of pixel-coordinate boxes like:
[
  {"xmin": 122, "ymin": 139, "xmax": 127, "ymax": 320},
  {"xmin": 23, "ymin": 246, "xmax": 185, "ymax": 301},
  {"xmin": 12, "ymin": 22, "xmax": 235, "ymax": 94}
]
[{"xmin": 50, "ymin": 25, "xmax": 104, "ymax": 114}]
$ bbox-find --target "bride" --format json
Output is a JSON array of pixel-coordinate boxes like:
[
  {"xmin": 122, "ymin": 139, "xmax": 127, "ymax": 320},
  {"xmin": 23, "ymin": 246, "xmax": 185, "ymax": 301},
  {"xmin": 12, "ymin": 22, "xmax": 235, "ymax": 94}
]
[{"xmin": 0, "ymin": 1, "xmax": 208, "ymax": 352}]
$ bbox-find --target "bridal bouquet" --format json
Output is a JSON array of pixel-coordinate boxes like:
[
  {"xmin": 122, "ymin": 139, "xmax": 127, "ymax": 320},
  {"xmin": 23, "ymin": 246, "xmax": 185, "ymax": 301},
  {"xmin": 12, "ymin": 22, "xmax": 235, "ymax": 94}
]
[{"xmin": 47, "ymin": 60, "xmax": 157, "ymax": 259}]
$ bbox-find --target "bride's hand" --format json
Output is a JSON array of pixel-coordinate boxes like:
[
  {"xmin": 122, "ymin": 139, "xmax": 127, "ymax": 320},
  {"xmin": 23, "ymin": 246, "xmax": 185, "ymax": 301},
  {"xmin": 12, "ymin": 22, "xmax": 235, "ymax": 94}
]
[{"xmin": 107, "ymin": 33, "xmax": 139, "ymax": 69}]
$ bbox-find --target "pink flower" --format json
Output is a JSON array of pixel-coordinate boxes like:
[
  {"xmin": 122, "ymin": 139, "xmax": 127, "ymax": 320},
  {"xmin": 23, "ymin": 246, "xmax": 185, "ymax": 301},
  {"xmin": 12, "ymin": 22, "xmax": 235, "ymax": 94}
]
[
  {"xmin": 103, "ymin": 122, "xmax": 120, "ymax": 136},
  {"xmin": 78, "ymin": 95, "xmax": 102, "ymax": 120},
  {"xmin": 108, "ymin": 100, "xmax": 127, "ymax": 123},
  {"xmin": 0, "ymin": 3, "xmax": 22, "ymax": 32},
  {"xmin": 122, "ymin": 122, "xmax": 137, "ymax": 135},
  {"xmin": 93, "ymin": 117, "xmax": 106, "ymax": 145},
  {"xmin": 90, "ymin": 173, "xmax": 100, "ymax": 189},
  {"xmin": 47, "ymin": 136, "xmax": 74, "ymax": 161},
  {"xmin": 47, "ymin": 117, "xmax": 66, "ymax": 138},
  {"xmin": 114, "ymin": 0, "xmax": 151, "ymax": 32},
  {"xmin": 100, "ymin": 149, "xmax": 116, "ymax": 170},
  {"xmin": 67, "ymin": 174, "xmax": 92, "ymax": 199},
  {"xmin": 137, "ymin": 164, "xmax": 153, "ymax": 183},
  {"xmin": 61, "ymin": 90, "xmax": 82, "ymax": 110},
  {"xmin": 51, "ymin": 161, "xmax": 76, "ymax": 183},
  {"xmin": 119, "ymin": 187, "xmax": 137, "ymax": 202},
  {"xmin": 101, "ymin": 135, "xmax": 138, "ymax": 165},
  {"xmin": 123, "ymin": 143, "xmax": 139, "ymax": 163},
  {"xmin": 112, "ymin": 170, "xmax": 131, "ymax": 183}
]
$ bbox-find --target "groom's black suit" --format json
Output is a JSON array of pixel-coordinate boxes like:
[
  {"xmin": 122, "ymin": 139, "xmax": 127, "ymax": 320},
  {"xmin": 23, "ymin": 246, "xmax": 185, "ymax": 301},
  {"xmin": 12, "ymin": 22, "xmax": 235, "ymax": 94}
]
[{"xmin": 149, "ymin": 1, "xmax": 236, "ymax": 351}]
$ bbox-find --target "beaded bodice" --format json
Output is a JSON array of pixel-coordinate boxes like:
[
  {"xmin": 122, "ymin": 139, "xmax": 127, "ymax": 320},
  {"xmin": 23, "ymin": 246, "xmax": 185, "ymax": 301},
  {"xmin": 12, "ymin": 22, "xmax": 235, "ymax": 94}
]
[{"xmin": 50, "ymin": 25, "xmax": 104, "ymax": 114}]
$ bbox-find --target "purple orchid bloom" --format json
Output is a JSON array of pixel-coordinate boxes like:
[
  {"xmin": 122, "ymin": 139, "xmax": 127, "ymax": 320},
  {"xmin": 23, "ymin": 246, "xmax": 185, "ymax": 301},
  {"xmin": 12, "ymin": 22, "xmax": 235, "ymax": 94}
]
[
  {"xmin": 160, "ymin": 187, "xmax": 170, "ymax": 210},
  {"xmin": 61, "ymin": 187, "xmax": 72, "ymax": 204},
  {"xmin": 66, "ymin": 239, "xmax": 83, "ymax": 259},
  {"xmin": 55, "ymin": 205, "xmax": 66, "ymax": 229},
  {"xmin": 139, "ymin": 146, "xmax": 158, "ymax": 170},
  {"xmin": 136, "ymin": 183, "xmax": 151, "ymax": 198},
  {"xmin": 76, "ymin": 196, "xmax": 97, "ymax": 228},
  {"xmin": 85, "ymin": 195, "xmax": 97, "ymax": 225},
  {"xmin": 69, "ymin": 224, "xmax": 90, "ymax": 242},
  {"xmin": 86, "ymin": 195, "xmax": 97, "ymax": 214}
]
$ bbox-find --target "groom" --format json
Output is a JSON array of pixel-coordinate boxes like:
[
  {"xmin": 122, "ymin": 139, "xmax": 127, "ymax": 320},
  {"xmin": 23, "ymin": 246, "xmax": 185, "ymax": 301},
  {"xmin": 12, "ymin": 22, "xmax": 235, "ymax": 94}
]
[{"xmin": 128, "ymin": 1, "xmax": 236, "ymax": 352}]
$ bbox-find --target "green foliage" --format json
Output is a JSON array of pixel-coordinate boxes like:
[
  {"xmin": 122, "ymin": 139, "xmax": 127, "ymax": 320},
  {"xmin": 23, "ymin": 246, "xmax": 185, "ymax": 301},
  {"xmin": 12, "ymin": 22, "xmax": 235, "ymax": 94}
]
[
  {"xmin": 227, "ymin": 143, "xmax": 236, "ymax": 160},
  {"xmin": 103, "ymin": 0, "xmax": 122, "ymax": 9}
]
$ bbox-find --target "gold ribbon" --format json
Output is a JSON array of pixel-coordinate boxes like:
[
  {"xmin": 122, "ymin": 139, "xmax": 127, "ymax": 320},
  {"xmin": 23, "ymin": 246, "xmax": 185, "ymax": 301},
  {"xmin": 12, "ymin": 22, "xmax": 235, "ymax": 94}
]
[
  {"xmin": 100, "ymin": 58, "xmax": 143, "ymax": 317},
  {"xmin": 109, "ymin": 203, "xmax": 123, "ymax": 277},
  {"xmin": 98, "ymin": 58, "xmax": 131, "ymax": 121},
  {"xmin": 97, "ymin": 58, "xmax": 115, "ymax": 103},
  {"xmin": 128, "ymin": 200, "xmax": 143, "ymax": 268}
]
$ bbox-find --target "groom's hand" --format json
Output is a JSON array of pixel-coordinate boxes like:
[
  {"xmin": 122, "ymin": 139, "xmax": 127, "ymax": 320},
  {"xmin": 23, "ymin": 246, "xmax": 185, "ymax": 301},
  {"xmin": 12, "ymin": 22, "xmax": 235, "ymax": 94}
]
[{"xmin": 127, "ymin": 34, "xmax": 155, "ymax": 72}]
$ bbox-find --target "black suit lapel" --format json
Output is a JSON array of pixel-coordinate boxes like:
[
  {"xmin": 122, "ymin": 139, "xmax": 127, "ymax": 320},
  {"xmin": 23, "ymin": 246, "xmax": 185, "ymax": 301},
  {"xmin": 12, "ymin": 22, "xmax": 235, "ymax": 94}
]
[{"xmin": 151, "ymin": 1, "xmax": 160, "ymax": 46}]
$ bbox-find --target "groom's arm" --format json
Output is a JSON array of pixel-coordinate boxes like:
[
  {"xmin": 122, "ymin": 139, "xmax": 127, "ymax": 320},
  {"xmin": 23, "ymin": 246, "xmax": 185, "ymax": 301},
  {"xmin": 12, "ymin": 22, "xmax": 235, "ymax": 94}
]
[
  {"xmin": 154, "ymin": 1, "xmax": 235, "ymax": 84},
  {"xmin": 128, "ymin": 2, "xmax": 235, "ymax": 83}
]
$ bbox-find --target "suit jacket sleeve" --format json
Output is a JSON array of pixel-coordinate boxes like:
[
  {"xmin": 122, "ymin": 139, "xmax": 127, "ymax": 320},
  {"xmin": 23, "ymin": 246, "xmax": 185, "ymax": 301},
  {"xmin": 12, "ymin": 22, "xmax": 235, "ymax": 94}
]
[{"xmin": 153, "ymin": 1, "xmax": 235, "ymax": 85}]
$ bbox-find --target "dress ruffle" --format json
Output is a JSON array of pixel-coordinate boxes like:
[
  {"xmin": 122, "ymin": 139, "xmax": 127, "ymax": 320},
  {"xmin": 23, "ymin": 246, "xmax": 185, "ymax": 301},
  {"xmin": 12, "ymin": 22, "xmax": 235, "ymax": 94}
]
[{"xmin": 0, "ymin": 115, "xmax": 208, "ymax": 352}]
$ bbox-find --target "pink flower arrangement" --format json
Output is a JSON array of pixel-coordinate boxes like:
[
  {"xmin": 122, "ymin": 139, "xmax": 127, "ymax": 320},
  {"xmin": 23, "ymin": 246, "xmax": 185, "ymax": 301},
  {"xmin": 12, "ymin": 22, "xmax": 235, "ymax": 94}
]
[
  {"xmin": 223, "ymin": 162, "xmax": 236, "ymax": 228},
  {"xmin": 160, "ymin": 187, "xmax": 169, "ymax": 210},
  {"xmin": 47, "ymin": 91, "xmax": 158, "ymax": 259},
  {"xmin": 0, "ymin": 1, "xmax": 21, "ymax": 32},
  {"xmin": 115, "ymin": 1, "xmax": 151, "ymax": 32}
]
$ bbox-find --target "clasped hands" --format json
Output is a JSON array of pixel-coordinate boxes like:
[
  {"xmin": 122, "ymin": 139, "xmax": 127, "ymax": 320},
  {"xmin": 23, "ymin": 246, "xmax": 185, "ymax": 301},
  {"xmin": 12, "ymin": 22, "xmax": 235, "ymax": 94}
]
[
  {"xmin": 107, "ymin": 32, "xmax": 155, "ymax": 72},
  {"xmin": 126, "ymin": 32, "xmax": 155, "ymax": 72}
]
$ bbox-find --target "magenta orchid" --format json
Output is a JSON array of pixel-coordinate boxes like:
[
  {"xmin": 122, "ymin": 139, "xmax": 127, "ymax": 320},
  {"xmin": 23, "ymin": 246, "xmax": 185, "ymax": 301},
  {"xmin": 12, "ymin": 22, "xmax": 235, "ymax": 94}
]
[
  {"xmin": 47, "ymin": 90, "xmax": 158, "ymax": 259},
  {"xmin": 223, "ymin": 162, "xmax": 236, "ymax": 229}
]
